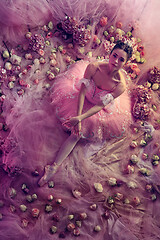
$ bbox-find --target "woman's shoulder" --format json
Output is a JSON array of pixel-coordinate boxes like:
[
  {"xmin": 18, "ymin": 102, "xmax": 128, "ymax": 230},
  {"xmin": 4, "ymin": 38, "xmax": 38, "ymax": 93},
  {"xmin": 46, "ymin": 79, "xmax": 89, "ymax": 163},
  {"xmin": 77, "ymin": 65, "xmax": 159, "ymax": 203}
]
[{"xmin": 84, "ymin": 61, "xmax": 100, "ymax": 78}]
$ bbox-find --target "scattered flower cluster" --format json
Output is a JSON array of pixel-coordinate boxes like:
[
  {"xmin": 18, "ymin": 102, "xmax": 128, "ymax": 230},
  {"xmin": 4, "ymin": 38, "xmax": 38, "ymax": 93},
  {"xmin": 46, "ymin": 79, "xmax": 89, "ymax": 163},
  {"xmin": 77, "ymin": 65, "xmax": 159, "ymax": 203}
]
[
  {"xmin": 60, "ymin": 16, "xmax": 91, "ymax": 46},
  {"xmin": 0, "ymin": 172, "xmax": 119, "ymax": 238},
  {"xmin": 146, "ymin": 66, "xmax": 160, "ymax": 91},
  {"xmin": 100, "ymin": 20, "xmax": 146, "ymax": 79},
  {"xmin": 61, "ymin": 16, "xmax": 79, "ymax": 34},
  {"xmin": 73, "ymin": 27, "xmax": 91, "ymax": 46},
  {"xmin": 148, "ymin": 66, "xmax": 160, "ymax": 84},
  {"xmin": 133, "ymin": 103, "xmax": 150, "ymax": 120},
  {"xmin": 125, "ymin": 62, "xmax": 141, "ymax": 79},
  {"xmin": 134, "ymin": 85, "xmax": 152, "ymax": 103},
  {"xmin": 27, "ymin": 33, "xmax": 45, "ymax": 54},
  {"xmin": 103, "ymin": 40, "xmax": 115, "ymax": 55},
  {"xmin": 132, "ymin": 85, "xmax": 152, "ymax": 120},
  {"xmin": 0, "ymin": 16, "xmax": 159, "ymax": 238}
]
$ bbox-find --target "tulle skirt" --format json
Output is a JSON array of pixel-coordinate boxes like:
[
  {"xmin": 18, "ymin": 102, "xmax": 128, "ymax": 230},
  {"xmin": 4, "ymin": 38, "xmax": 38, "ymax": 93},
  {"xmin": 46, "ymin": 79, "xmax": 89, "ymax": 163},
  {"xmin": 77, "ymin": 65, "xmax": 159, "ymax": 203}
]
[
  {"xmin": 51, "ymin": 60, "xmax": 133, "ymax": 141},
  {"xmin": 0, "ymin": 0, "xmax": 160, "ymax": 240},
  {"xmin": 0, "ymin": 1, "xmax": 52, "ymax": 44}
]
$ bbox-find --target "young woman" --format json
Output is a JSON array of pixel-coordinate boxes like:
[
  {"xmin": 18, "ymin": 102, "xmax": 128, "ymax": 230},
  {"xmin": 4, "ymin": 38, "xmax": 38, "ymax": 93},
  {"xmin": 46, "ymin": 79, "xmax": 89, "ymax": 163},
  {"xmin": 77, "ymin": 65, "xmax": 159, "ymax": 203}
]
[{"xmin": 38, "ymin": 41, "xmax": 133, "ymax": 186}]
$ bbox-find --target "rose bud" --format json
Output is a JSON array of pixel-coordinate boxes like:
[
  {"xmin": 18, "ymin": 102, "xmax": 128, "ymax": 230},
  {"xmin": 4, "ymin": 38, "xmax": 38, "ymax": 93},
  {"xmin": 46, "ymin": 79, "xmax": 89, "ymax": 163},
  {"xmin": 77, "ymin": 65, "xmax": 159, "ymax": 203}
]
[
  {"xmin": 72, "ymin": 189, "xmax": 82, "ymax": 198},
  {"xmin": 115, "ymin": 193, "xmax": 123, "ymax": 201},
  {"xmin": 79, "ymin": 212, "xmax": 87, "ymax": 220},
  {"xmin": 133, "ymin": 197, "xmax": 140, "ymax": 206},
  {"xmin": 68, "ymin": 214, "xmax": 74, "ymax": 220},
  {"xmin": 32, "ymin": 208, "xmax": 40, "ymax": 218},
  {"xmin": 130, "ymin": 140, "xmax": 138, "ymax": 148},
  {"xmin": 21, "ymin": 219, "xmax": 29, "ymax": 228},
  {"xmin": 94, "ymin": 225, "xmax": 101, "ymax": 232},
  {"xmin": 20, "ymin": 204, "xmax": 27, "ymax": 212},
  {"xmin": 145, "ymin": 184, "xmax": 153, "ymax": 192},
  {"xmin": 9, "ymin": 205, "xmax": 16, "ymax": 213},
  {"xmin": 108, "ymin": 177, "xmax": 117, "ymax": 186},
  {"xmin": 73, "ymin": 229, "xmax": 80, "ymax": 236},
  {"xmin": 8, "ymin": 188, "xmax": 17, "ymax": 198},
  {"xmin": 151, "ymin": 194, "xmax": 157, "ymax": 201},
  {"xmin": 130, "ymin": 154, "xmax": 139, "ymax": 164},
  {"xmin": 142, "ymin": 153, "xmax": 148, "ymax": 160},
  {"xmin": 116, "ymin": 21, "xmax": 123, "ymax": 28},
  {"xmin": 56, "ymin": 199, "xmax": 62, "ymax": 204},
  {"xmin": 94, "ymin": 183, "xmax": 103, "ymax": 192},
  {"xmin": 32, "ymin": 170, "xmax": 39, "ymax": 176},
  {"xmin": 126, "ymin": 165, "xmax": 135, "ymax": 174},
  {"xmin": 25, "ymin": 32, "xmax": 32, "ymax": 39},
  {"xmin": 48, "ymin": 181, "xmax": 54, "ymax": 188},
  {"xmin": 45, "ymin": 204, "xmax": 53, "ymax": 213},
  {"xmin": 89, "ymin": 203, "xmax": 97, "ymax": 211},
  {"xmin": 103, "ymin": 210, "xmax": 110, "ymax": 219},
  {"xmin": 67, "ymin": 223, "xmax": 76, "ymax": 232},
  {"xmin": 26, "ymin": 195, "xmax": 33, "ymax": 203},
  {"xmin": 48, "ymin": 195, "xmax": 54, "ymax": 201},
  {"xmin": 50, "ymin": 226, "xmax": 57, "ymax": 234},
  {"xmin": 76, "ymin": 221, "xmax": 82, "ymax": 227},
  {"xmin": 99, "ymin": 17, "xmax": 108, "ymax": 27},
  {"xmin": 107, "ymin": 196, "xmax": 115, "ymax": 204},
  {"xmin": 32, "ymin": 194, "xmax": 38, "ymax": 201}
]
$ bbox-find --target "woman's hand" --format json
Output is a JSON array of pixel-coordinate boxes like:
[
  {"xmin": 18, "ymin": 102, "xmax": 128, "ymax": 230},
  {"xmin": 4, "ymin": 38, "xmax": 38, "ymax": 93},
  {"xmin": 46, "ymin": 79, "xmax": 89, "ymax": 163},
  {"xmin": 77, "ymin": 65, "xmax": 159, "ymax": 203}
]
[
  {"xmin": 63, "ymin": 116, "xmax": 81, "ymax": 128},
  {"xmin": 74, "ymin": 120, "xmax": 82, "ymax": 136},
  {"xmin": 63, "ymin": 116, "xmax": 82, "ymax": 136},
  {"xmin": 64, "ymin": 116, "xmax": 81, "ymax": 127}
]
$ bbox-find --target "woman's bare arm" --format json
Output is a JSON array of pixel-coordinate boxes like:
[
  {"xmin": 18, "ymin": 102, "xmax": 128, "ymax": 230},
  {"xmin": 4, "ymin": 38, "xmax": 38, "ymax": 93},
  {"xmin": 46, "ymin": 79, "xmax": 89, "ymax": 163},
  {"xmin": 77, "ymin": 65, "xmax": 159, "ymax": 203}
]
[
  {"xmin": 77, "ymin": 83, "xmax": 87, "ymax": 116},
  {"xmin": 79, "ymin": 103, "xmax": 105, "ymax": 121},
  {"xmin": 77, "ymin": 62, "xmax": 97, "ymax": 116}
]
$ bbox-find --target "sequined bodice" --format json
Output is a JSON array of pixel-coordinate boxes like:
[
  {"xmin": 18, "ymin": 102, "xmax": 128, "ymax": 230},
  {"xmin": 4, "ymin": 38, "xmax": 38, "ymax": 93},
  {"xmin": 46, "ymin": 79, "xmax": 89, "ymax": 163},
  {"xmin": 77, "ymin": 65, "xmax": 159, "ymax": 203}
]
[{"xmin": 84, "ymin": 78, "xmax": 115, "ymax": 105}]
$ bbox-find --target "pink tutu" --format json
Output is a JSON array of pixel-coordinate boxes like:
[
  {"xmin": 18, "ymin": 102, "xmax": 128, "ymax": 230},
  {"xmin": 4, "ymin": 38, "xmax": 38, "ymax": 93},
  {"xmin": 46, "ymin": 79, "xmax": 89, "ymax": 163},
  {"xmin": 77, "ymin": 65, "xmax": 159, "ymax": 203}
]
[
  {"xmin": 0, "ymin": 0, "xmax": 160, "ymax": 240},
  {"xmin": 51, "ymin": 60, "xmax": 133, "ymax": 141}
]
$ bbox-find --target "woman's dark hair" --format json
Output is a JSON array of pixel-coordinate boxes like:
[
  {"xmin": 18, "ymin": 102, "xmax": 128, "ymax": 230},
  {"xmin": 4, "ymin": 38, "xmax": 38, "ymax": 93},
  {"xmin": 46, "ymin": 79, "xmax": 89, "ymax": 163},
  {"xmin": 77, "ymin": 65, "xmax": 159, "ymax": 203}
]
[{"xmin": 110, "ymin": 40, "xmax": 133, "ymax": 61}]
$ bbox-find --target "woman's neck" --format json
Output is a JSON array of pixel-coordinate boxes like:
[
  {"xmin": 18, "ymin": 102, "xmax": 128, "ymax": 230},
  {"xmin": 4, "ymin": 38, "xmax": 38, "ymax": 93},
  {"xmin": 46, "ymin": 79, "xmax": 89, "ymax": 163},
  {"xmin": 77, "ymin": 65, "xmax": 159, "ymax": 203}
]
[{"xmin": 107, "ymin": 64, "xmax": 119, "ymax": 78}]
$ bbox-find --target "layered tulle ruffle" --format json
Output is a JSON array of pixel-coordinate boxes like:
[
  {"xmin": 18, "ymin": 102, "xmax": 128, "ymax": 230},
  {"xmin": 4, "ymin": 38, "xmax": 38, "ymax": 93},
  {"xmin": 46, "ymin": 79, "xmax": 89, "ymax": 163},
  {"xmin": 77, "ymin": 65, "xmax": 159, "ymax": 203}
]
[{"xmin": 0, "ymin": 0, "xmax": 160, "ymax": 240}]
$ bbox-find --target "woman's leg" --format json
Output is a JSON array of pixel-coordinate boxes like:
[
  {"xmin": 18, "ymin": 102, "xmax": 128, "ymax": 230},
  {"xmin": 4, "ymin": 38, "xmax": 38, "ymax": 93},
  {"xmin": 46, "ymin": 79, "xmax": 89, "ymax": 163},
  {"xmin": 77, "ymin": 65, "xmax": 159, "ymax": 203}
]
[{"xmin": 38, "ymin": 134, "xmax": 80, "ymax": 186}]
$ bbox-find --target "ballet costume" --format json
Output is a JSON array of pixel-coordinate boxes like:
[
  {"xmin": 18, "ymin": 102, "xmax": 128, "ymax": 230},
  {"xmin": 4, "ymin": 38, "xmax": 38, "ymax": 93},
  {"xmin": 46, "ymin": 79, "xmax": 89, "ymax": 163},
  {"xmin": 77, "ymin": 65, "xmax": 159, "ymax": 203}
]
[
  {"xmin": 51, "ymin": 60, "xmax": 133, "ymax": 141},
  {"xmin": 0, "ymin": 1, "xmax": 160, "ymax": 240}
]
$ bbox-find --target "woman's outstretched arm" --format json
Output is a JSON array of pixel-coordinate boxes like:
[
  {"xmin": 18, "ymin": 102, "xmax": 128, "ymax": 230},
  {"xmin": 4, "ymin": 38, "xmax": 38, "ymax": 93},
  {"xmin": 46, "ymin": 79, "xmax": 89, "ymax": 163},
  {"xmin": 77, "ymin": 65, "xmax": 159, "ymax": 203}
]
[
  {"xmin": 67, "ymin": 80, "xmax": 126, "ymax": 126},
  {"xmin": 79, "ymin": 82, "xmax": 126, "ymax": 121},
  {"xmin": 77, "ymin": 83, "xmax": 87, "ymax": 116}
]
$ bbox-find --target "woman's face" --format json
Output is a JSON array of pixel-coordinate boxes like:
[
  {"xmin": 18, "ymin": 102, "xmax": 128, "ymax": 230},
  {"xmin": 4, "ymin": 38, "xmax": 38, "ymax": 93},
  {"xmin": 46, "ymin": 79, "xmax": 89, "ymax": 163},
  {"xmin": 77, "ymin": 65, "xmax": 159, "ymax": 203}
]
[{"xmin": 109, "ymin": 48, "xmax": 127, "ymax": 71}]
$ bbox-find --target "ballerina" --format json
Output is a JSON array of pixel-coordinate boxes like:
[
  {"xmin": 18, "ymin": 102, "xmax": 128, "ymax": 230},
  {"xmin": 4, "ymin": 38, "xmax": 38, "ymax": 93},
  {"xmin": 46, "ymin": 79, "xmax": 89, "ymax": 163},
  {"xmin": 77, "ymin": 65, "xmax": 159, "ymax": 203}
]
[{"xmin": 38, "ymin": 40, "xmax": 133, "ymax": 186}]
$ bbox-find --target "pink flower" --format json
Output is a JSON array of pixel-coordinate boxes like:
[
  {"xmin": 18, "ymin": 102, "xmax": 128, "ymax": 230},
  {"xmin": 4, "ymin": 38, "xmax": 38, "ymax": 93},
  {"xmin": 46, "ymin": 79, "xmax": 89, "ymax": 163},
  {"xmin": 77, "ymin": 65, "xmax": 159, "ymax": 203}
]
[
  {"xmin": 134, "ymin": 67, "xmax": 141, "ymax": 75},
  {"xmin": 67, "ymin": 223, "xmax": 76, "ymax": 232},
  {"xmin": 99, "ymin": 17, "xmax": 108, "ymax": 27},
  {"xmin": 130, "ymin": 63, "xmax": 138, "ymax": 70},
  {"xmin": 19, "ymin": 79, "xmax": 27, "ymax": 87},
  {"xmin": 32, "ymin": 208, "xmax": 40, "ymax": 218},
  {"xmin": 125, "ymin": 165, "xmax": 135, "ymax": 174},
  {"xmin": 133, "ymin": 197, "xmax": 140, "ymax": 205},
  {"xmin": 46, "ymin": 32, "xmax": 52, "ymax": 39},
  {"xmin": 137, "ymin": 45, "xmax": 144, "ymax": 52},
  {"xmin": 38, "ymin": 49, "xmax": 44, "ymax": 56},
  {"xmin": 116, "ymin": 21, "xmax": 123, "ymax": 28}
]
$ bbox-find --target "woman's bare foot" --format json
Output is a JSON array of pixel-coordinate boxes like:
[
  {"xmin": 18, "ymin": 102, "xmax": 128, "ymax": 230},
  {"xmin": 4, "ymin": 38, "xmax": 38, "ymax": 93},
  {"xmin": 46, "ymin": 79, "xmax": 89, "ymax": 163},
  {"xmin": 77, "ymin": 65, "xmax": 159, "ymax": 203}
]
[{"xmin": 38, "ymin": 164, "xmax": 58, "ymax": 187}]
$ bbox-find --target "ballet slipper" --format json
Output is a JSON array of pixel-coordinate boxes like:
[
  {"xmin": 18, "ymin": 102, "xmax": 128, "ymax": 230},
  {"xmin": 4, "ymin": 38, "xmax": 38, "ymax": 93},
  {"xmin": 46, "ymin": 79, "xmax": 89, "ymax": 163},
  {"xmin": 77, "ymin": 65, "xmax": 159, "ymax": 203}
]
[{"xmin": 38, "ymin": 164, "xmax": 58, "ymax": 187}]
